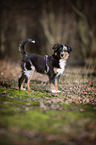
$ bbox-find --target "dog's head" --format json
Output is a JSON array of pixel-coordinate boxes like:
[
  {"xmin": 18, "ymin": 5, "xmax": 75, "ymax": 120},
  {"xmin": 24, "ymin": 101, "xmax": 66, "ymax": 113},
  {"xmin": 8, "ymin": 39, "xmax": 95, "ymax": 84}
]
[
  {"xmin": 64, "ymin": 44, "xmax": 72, "ymax": 54},
  {"xmin": 52, "ymin": 43, "xmax": 72, "ymax": 59}
]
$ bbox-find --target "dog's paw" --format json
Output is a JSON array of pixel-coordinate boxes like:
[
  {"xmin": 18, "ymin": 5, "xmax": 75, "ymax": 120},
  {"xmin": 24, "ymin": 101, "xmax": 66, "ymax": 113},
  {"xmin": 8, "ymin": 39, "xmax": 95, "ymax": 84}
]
[
  {"xmin": 20, "ymin": 88, "xmax": 26, "ymax": 91},
  {"xmin": 50, "ymin": 90, "xmax": 61, "ymax": 93}
]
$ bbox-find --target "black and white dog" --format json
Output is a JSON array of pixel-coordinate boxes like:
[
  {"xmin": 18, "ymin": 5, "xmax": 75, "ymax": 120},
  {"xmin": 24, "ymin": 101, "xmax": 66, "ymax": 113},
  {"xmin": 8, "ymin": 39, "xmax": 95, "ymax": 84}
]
[{"xmin": 18, "ymin": 39, "xmax": 72, "ymax": 93}]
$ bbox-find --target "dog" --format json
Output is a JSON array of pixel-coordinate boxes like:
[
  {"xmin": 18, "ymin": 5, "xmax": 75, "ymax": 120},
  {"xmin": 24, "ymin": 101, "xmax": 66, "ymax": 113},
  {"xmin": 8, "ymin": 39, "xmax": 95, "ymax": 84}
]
[{"xmin": 18, "ymin": 39, "xmax": 72, "ymax": 93}]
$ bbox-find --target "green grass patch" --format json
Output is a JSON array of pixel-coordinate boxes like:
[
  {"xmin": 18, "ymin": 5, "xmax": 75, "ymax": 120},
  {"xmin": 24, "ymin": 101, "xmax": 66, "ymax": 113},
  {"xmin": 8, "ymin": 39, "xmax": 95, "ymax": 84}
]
[
  {"xmin": 0, "ymin": 87, "xmax": 96, "ymax": 134},
  {"xmin": 0, "ymin": 71, "xmax": 96, "ymax": 145}
]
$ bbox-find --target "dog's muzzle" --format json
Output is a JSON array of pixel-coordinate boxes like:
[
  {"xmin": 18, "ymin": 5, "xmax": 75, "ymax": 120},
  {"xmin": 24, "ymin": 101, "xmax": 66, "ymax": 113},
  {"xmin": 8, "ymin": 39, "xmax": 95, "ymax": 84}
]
[
  {"xmin": 60, "ymin": 52, "xmax": 67, "ymax": 58},
  {"xmin": 60, "ymin": 45, "xmax": 68, "ymax": 58},
  {"xmin": 60, "ymin": 54, "xmax": 64, "ymax": 58}
]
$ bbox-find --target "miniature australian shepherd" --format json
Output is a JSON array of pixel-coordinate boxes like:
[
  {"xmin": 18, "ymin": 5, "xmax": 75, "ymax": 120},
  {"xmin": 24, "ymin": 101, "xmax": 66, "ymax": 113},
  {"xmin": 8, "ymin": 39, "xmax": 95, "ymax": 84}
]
[{"xmin": 18, "ymin": 39, "xmax": 72, "ymax": 93}]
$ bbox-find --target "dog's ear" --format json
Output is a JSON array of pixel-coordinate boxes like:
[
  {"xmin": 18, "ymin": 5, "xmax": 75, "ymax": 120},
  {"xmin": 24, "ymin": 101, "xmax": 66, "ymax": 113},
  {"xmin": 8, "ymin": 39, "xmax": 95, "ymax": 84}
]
[
  {"xmin": 52, "ymin": 43, "xmax": 61, "ymax": 51},
  {"xmin": 65, "ymin": 44, "xmax": 72, "ymax": 53}
]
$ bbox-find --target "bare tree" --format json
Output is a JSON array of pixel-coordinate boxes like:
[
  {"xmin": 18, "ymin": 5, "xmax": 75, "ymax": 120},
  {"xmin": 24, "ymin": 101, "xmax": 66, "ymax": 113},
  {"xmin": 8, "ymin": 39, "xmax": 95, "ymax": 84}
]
[
  {"xmin": 67, "ymin": 0, "xmax": 96, "ymax": 60},
  {"xmin": 40, "ymin": 0, "xmax": 78, "ymax": 57}
]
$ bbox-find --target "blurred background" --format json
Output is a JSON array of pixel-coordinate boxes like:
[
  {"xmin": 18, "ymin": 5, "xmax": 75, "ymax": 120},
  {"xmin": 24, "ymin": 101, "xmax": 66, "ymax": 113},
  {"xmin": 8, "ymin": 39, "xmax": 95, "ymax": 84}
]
[{"xmin": 0, "ymin": 0, "xmax": 96, "ymax": 66}]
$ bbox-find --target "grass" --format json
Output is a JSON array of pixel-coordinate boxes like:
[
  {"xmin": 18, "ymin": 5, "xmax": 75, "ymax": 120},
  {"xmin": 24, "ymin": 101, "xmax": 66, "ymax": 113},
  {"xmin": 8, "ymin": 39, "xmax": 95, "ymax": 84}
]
[{"xmin": 0, "ymin": 60, "xmax": 96, "ymax": 145}]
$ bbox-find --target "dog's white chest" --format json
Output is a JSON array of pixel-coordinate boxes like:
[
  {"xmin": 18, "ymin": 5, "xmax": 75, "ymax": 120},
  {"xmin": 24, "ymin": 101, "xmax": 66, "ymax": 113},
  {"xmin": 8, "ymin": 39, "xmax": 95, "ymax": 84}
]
[{"xmin": 56, "ymin": 59, "xmax": 66, "ymax": 76}]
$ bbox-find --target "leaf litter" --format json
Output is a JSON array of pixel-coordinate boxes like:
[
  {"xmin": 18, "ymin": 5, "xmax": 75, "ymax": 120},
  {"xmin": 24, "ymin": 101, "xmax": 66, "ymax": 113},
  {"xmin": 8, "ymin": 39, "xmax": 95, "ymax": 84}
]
[{"xmin": 0, "ymin": 60, "xmax": 96, "ymax": 145}]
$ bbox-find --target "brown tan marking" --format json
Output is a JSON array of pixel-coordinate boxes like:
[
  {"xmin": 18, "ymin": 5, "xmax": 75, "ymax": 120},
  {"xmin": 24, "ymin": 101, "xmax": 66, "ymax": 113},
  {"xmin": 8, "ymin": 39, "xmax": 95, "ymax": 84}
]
[
  {"xmin": 55, "ymin": 78, "xmax": 58, "ymax": 91},
  {"xmin": 55, "ymin": 52, "xmax": 57, "ymax": 56},
  {"xmin": 50, "ymin": 78, "xmax": 59, "ymax": 91},
  {"xmin": 54, "ymin": 67, "xmax": 58, "ymax": 74},
  {"xmin": 62, "ymin": 52, "xmax": 69, "ymax": 60},
  {"xmin": 50, "ymin": 83, "xmax": 56, "ymax": 91}
]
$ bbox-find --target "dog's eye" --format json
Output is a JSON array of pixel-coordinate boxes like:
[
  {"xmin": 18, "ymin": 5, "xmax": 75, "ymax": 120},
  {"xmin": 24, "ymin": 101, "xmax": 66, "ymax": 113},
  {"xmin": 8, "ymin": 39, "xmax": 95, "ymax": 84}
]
[{"xmin": 64, "ymin": 49, "xmax": 67, "ymax": 52}]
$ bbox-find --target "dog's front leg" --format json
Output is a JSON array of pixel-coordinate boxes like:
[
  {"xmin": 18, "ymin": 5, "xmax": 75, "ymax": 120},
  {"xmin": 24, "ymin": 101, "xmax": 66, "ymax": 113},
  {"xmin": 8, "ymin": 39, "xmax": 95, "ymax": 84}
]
[
  {"xmin": 55, "ymin": 75, "xmax": 60, "ymax": 91},
  {"xmin": 49, "ymin": 72, "xmax": 56, "ymax": 92},
  {"xmin": 55, "ymin": 78, "xmax": 58, "ymax": 91},
  {"xmin": 50, "ymin": 78, "xmax": 61, "ymax": 93},
  {"xmin": 49, "ymin": 70, "xmax": 61, "ymax": 93},
  {"xmin": 53, "ymin": 68, "xmax": 60, "ymax": 92},
  {"xmin": 50, "ymin": 77, "xmax": 56, "ymax": 91},
  {"xmin": 50, "ymin": 83, "xmax": 56, "ymax": 91}
]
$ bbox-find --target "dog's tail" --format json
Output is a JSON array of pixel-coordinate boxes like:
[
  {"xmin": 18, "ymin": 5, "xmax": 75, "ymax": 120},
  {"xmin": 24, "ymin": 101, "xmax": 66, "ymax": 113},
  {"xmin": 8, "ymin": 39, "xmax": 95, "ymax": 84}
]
[{"xmin": 19, "ymin": 39, "xmax": 35, "ymax": 55}]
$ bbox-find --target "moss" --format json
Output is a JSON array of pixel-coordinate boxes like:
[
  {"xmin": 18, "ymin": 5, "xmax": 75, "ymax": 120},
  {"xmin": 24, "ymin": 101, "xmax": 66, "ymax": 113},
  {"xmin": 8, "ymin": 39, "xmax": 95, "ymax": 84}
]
[
  {"xmin": 0, "ymin": 86, "xmax": 96, "ymax": 145},
  {"xmin": 0, "ymin": 104, "xmax": 95, "ymax": 134}
]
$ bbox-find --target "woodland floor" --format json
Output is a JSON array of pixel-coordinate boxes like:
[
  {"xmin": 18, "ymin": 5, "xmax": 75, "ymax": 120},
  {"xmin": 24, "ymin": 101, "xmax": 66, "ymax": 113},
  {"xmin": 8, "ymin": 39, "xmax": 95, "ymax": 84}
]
[{"xmin": 0, "ymin": 60, "xmax": 96, "ymax": 145}]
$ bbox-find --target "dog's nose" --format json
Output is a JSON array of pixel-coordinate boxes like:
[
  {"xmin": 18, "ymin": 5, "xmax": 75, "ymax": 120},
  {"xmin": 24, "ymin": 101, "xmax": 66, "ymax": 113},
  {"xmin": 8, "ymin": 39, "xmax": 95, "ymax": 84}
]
[{"xmin": 61, "ymin": 54, "xmax": 64, "ymax": 57}]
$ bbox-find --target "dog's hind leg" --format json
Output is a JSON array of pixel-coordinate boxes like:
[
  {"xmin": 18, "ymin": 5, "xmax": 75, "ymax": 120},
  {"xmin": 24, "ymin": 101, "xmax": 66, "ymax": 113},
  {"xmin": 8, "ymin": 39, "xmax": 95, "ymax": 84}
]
[
  {"xmin": 25, "ymin": 70, "xmax": 34, "ymax": 91},
  {"xmin": 18, "ymin": 73, "xmax": 25, "ymax": 90},
  {"xmin": 49, "ymin": 71, "xmax": 57, "ymax": 93}
]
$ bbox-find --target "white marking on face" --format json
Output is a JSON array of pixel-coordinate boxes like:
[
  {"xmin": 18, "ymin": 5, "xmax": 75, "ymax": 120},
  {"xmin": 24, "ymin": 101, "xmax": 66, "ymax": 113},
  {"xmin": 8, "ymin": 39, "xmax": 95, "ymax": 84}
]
[
  {"xmin": 60, "ymin": 45, "xmax": 68, "ymax": 58},
  {"xmin": 63, "ymin": 45, "xmax": 67, "ymax": 51},
  {"xmin": 56, "ymin": 59, "xmax": 66, "ymax": 77},
  {"xmin": 60, "ymin": 51, "xmax": 65, "ymax": 58}
]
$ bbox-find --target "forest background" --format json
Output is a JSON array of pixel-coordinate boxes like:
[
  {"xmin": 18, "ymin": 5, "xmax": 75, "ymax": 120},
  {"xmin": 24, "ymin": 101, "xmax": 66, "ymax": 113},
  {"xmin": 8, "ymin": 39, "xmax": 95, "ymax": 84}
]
[{"xmin": 0, "ymin": 0, "xmax": 96, "ymax": 66}]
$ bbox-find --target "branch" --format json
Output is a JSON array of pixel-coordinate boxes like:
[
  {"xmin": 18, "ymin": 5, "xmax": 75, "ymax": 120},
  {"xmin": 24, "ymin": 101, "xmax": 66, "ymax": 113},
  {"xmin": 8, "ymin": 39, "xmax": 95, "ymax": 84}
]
[
  {"xmin": 40, "ymin": 19, "xmax": 54, "ymax": 44},
  {"xmin": 67, "ymin": 0, "xmax": 89, "ymax": 29}
]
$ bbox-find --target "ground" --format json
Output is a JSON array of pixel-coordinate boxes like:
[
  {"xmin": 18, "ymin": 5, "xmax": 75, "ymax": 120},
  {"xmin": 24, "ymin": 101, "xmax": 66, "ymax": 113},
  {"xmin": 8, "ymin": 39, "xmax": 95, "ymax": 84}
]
[{"xmin": 0, "ymin": 60, "xmax": 96, "ymax": 145}]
